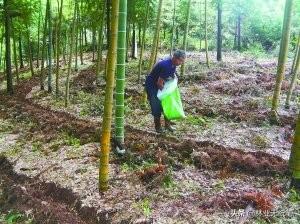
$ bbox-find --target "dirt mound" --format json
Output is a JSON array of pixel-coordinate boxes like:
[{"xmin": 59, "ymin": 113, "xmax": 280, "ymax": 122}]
[{"xmin": 0, "ymin": 157, "xmax": 107, "ymax": 224}]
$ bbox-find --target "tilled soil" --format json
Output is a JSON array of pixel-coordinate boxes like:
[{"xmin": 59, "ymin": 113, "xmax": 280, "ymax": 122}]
[{"xmin": 0, "ymin": 52, "xmax": 298, "ymax": 223}]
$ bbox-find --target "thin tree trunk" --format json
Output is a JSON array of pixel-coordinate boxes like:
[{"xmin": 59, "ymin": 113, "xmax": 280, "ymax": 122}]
[
  {"xmin": 285, "ymin": 34, "xmax": 300, "ymax": 108},
  {"xmin": 75, "ymin": 2, "xmax": 79, "ymax": 72},
  {"xmin": 19, "ymin": 35, "xmax": 24, "ymax": 69},
  {"xmin": 291, "ymin": 32, "xmax": 300, "ymax": 74},
  {"xmin": 271, "ymin": 0, "xmax": 293, "ymax": 121},
  {"xmin": 106, "ymin": 0, "xmax": 111, "ymax": 49},
  {"xmin": 0, "ymin": 34, "xmax": 3, "ymax": 69},
  {"xmin": 47, "ymin": 0, "xmax": 52, "ymax": 92},
  {"xmin": 148, "ymin": 0, "xmax": 163, "ymax": 71},
  {"xmin": 65, "ymin": 1, "xmax": 77, "ymax": 107},
  {"xmin": 79, "ymin": 1, "xmax": 83, "ymax": 65},
  {"xmin": 180, "ymin": 0, "xmax": 192, "ymax": 76},
  {"xmin": 234, "ymin": 20, "xmax": 237, "ymax": 49},
  {"xmin": 4, "ymin": 0, "xmax": 13, "ymax": 95},
  {"xmin": 217, "ymin": 0, "xmax": 222, "ymax": 61},
  {"xmin": 92, "ymin": 27, "xmax": 96, "ymax": 61},
  {"xmin": 204, "ymin": 0, "xmax": 210, "ymax": 68},
  {"xmin": 125, "ymin": 23, "xmax": 130, "ymax": 62},
  {"xmin": 143, "ymin": 0, "xmax": 163, "ymax": 106},
  {"xmin": 40, "ymin": 0, "xmax": 49, "ymax": 90},
  {"xmin": 237, "ymin": 14, "xmax": 241, "ymax": 51},
  {"xmin": 138, "ymin": 1, "xmax": 150, "ymax": 82},
  {"xmin": 131, "ymin": 23, "xmax": 137, "ymax": 59},
  {"xmin": 12, "ymin": 20, "xmax": 19, "ymax": 83},
  {"xmin": 96, "ymin": 0, "xmax": 106, "ymax": 85},
  {"xmin": 55, "ymin": 0, "xmax": 63, "ymax": 97},
  {"xmin": 26, "ymin": 26, "xmax": 35, "ymax": 77},
  {"xmin": 170, "ymin": 0, "xmax": 176, "ymax": 56},
  {"xmin": 37, "ymin": 2, "xmax": 41, "ymax": 68},
  {"xmin": 99, "ymin": 0, "xmax": 119, "ymax": 192}
]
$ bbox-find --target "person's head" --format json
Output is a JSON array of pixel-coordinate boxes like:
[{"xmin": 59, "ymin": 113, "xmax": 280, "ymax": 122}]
[{"xmin": 172, "ymin": 50, "xmax": 186, "ymax": 66}]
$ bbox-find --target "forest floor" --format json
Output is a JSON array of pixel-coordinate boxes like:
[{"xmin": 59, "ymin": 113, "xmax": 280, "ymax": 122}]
[{"xmin": 0, "ymin": 51, "xmax": 300, "ymax": 223}]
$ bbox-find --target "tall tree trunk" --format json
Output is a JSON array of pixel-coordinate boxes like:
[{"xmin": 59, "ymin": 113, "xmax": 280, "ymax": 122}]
[
  {"xmin": 285, "ymin": 34, "xmax": 300, "ymax": 108},
  {"xmin": 291, "ymin": 33, "xmax": 300, "ymax": 73},
  {"xmin": 204, "ymin": 0, "xmax": 210, "ymax": 68},
  {"xmin": 96, "ymin": 0, "xmax": 106, "ymax": 85},
  {"xmin": 148, "ymin": 0, "xmax": 163, "ymax": 71},
  {"xmin": 289, "ymin": 113, "xmax": 300, "ymax": 190},
  {"xmin": 131, "ymin": 23, "xmax": 137, "ymax": 59},
  {"xmin": 125, "ymin": 23, "xmax": 130, "ymax": 62},
  {"xmin": 12, "ymin": 21, "xmax": 19, "ymax": 83},
  {"xmin": 106, "ymin": 0, "xmax": 111, "ymax": 49},
  {"xmin": 180, "ymin": 0, "xmax": 192, "ymax": 76},
  {"xmin": 40, "ymin": 0, "xmax": 49, "ymax": 90},
  {"xmin": 37, "ymin": 2, "xmax": 41, "ymax": 68},
  {"xmin": 75, "ymin": 1, "xmax": 79, "ymax": 72},
  {"xmin": 115, "ymin": 0, "xmax": 127, "ymax": 151},
  {"xmin": 170, "ymin": 0, "xmax": 176, "ymax": 56},
  {"xmin": 0, "ymin": 34, "xmax": 3, "ymax": 69},
  {"xmin": 63, "ymin": 33, "xmax": 67, "ymax": 64},
  {"xmin": 4, "ymin": 0, "xmax": 13, "ymax": 95},
  {"xmin": 55, "ymin": 0, "xmax": 63, "ymax": 97},
  {"xmin": 92, "ymin": 27, "xmax": 96, "ymax": 61},
  {"xmin": 47, "ymin": 0, "xmax": 52, "ymax": 92},
  {"xmin": 19, "ymin": 35, "xmax": 24, "ymax": 69},
  {"xmin": 271, "ymin": 0, "xmax": 293, "ymax": 121},
  {"xmin": 233, "ymin": 20, "xmax": 237, "ymax": 49},
  {"xmin": 138, "ymin": 1, "xmax": 150, "ymax": 82},
  {"xmin": 27, "ymin": 27, "xmax": 35, "ymax": 77},
  {"xmin": 65, "ymin": 0, "xmax": 77, "ymax": 107},
  {"xmin": 99, "ymin": 0, "xmax": 119, "ymax": 192},
  {"xmin": 79, "ymin": 1, "xmax": 83, "ymax": 65},
  {"xmin": 143, "ymin": 0, "xmax": 163, "ymax": 105},
  {"xmin": 216, "ymin": 0, "xmax": 222, "ymax": 61},
  {"xmin": 237, "ymin": 14, "xmax": 241, "ymax": 51}
]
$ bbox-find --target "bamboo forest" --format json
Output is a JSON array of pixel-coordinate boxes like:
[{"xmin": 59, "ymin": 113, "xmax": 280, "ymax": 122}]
[{"xmin": 2, "ymin": 0, "xmax": 300, "ymax": 223}]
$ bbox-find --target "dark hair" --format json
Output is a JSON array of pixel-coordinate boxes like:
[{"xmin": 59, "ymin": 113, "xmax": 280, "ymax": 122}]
[{"xmin": 173, "ymin": 50, "xmax": 186, "ymax": 59}]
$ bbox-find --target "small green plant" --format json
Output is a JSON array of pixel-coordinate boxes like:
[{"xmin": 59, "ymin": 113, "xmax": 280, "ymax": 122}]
[
  {"xmin": 252, "ymin": 135, "xmax": 269, "ymax": 149},
  {"xmin": 162, "ymin": 171, "xmax": 176, "ymax": 189},
  {"xmin": 186, "ymin": 115, "xmax": 213, "ymax": 128},
  {"xmin": 61, "ymin": 132, "xmax": 81, "ymax": 148},
  {"xmin": 213, "ymin": 180, "xmax": 225, "ymax": 191},
  {"xmin": 137, "ymin": 198, "xmax": 152, "ymax": 217},
  {"xmin": 0, "ymin": 211, "xmax": 32, "ymax": 224},
  {"xmin": 288, "ymin": 188, "xmax": 300, "ymax": 203},
  {"xmin": 32, "ymin": 141, "xmax": 43, "ymax": 152}
]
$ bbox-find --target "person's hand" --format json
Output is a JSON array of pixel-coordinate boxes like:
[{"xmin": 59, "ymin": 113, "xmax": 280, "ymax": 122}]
[{"xmin": 157, "ymin": 77, "xmax": 164, "ymax": 90}]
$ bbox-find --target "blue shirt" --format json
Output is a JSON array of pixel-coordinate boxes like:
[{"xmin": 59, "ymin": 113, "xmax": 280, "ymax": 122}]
[{"xmin": 145, "ymin": 58, "xmax": 176, "ymax": 92}]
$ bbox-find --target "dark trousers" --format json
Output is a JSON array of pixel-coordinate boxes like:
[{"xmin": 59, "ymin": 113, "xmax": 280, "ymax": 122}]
[{"xmin": 145, "ymin": 87, "xmax": 162, "ymax": 117}]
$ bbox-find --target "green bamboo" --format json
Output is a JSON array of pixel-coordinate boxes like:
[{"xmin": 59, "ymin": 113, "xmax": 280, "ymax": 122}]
[
  {"xmin": 115, "ymin": 0, "xmax": 127, "ymax": 146},
  {"xmin": 204, "ymin": 0, "xmax": 210, "ymax": 68},
  {"xmin": 180, "ymin": 0, "xmax": 192, "ymax": 76},
  {"xmin": 137, "ymin": 0, "xmax": 150, "ymax": 83},
  {"xmin": 271, "ymin": 0, "xmax": 293, "ymax": 119},
  {"xmin": 96, "ymin": 0, "xmax": 106, "ymax": 85},
  {"xmin": 285, "ymin": 38, "xmax": 300, "ymax": 108},
  {"xmin": 47, "ymin": 0, "xmax": 52, "ymax": 92},
  {"xmin": 56, "ymin": 0, "xmax": 63, "ymax": 97},
  {"xmin": 65, "ymin": 0, "xmax": 77, "ymax": 107},
  {"xmin": 148, "ymin": 0, "xmax": 163, "ymax": 71},
  {"xmin": 289, "ymin": 114, "xmax": 300, "ymax": 189},
  {"xmin": 99, "ymin": 0, "xmax": 119, "ymax": 192},
  {"xmin": 40, "ymin": 0, "xmax": 49, "ymax": 90},
  {"xmin": 12, "ymin": 20, "xmax": 19, "ymax": 83}
]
